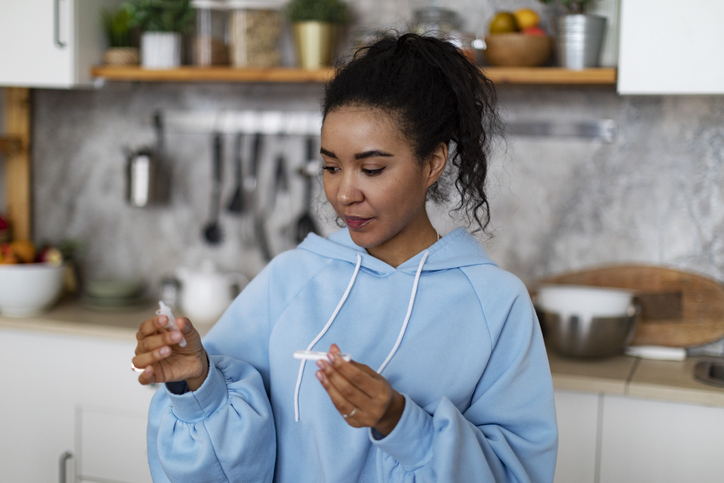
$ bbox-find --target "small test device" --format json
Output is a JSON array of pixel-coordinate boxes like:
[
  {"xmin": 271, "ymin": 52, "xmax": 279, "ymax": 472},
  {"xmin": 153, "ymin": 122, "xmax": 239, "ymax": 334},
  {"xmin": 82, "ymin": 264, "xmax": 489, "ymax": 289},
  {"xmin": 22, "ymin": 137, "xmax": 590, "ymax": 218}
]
[
  {"xmin": 293, "ymin": 350, "xmax": 351, "ymax": 362},
  {"xmin": 156, "ymin": 301, "xmax": 187, "ymax": 348}
]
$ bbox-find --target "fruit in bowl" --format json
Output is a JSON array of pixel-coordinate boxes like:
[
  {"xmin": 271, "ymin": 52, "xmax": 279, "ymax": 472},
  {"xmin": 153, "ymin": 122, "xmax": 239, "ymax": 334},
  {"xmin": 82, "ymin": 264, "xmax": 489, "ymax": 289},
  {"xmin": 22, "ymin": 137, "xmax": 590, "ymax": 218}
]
[
  {"xmin": 484, "ymin": 9, "xmax": 552, "ymax": 67},
  {"xmin": 0, "ymin": 240, "xmax": 66, "ymax": 317}
]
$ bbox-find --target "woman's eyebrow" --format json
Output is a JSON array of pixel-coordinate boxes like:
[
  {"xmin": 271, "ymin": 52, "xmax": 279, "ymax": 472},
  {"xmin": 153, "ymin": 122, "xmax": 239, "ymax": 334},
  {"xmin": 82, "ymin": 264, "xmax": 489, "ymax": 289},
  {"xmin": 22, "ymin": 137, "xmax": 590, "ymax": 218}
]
[
  {"xmin": 320, "ymin": 148, "xmax": 394, "ymax": 160},
  {"xmin": 355, "ymin": 150, "xmax": 393, "ymax": 159}
]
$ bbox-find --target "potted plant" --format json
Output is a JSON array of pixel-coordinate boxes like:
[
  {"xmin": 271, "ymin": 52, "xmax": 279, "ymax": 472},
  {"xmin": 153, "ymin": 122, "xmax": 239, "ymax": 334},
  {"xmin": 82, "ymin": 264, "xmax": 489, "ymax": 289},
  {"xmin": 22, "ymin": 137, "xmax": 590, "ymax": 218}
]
[
  {"xmin": 286, "ymin": 0, "xmax": 349, "ymax": 69},
  {"xmin": 102, "ymin": 6, "xmax": 139, "ymax": 65},
  {"xmin": 538, "ymin": 0, "xmax": 606, "ymax": 69},
  {"xmin": 124, "ymin": 0, "xmax": 195, "ymax": 69}
]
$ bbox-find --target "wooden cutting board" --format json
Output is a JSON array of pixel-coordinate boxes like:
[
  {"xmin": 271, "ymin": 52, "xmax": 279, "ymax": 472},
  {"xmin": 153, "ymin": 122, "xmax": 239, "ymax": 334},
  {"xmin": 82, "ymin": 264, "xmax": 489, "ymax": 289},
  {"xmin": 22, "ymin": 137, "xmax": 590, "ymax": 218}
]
[{"xmin": 539, "ymin": 265, "xmax": 724, "ymax": 348}]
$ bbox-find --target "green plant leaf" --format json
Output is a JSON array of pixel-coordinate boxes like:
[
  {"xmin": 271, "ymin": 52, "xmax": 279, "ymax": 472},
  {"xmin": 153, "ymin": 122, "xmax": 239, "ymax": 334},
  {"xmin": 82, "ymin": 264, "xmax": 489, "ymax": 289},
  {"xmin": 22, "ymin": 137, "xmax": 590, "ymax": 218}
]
[{"xmin": 286, "ymin": 0, "xmax": 349, "ymax": 24}]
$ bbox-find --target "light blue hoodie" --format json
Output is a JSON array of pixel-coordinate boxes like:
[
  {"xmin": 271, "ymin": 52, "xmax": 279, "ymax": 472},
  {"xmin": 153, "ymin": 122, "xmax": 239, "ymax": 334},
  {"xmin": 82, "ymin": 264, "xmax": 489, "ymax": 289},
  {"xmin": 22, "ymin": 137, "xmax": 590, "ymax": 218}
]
[{"xmin": 147, "ymin": 227, "xmax": 558, "ymax": 482}]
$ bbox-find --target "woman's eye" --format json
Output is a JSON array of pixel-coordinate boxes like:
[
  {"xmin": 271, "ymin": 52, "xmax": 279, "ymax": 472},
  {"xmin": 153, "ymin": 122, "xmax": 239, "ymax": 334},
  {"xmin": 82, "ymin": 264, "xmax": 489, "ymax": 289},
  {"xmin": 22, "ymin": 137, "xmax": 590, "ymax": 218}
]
[
  {"xmin": 322, "ymin": 166, "xmax": 339, "ymax": 174},
  {"xmin": 363, "ymin": 167, "xmax": 386, "ymax": 176}
]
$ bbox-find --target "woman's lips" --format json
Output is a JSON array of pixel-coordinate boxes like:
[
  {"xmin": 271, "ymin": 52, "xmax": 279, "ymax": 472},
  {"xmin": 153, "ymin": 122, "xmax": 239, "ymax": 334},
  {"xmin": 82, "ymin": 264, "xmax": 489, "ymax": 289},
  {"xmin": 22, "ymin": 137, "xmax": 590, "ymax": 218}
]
[{"xmin": 343, "ymin": 216, "xmax": 372, "ymax": 229}]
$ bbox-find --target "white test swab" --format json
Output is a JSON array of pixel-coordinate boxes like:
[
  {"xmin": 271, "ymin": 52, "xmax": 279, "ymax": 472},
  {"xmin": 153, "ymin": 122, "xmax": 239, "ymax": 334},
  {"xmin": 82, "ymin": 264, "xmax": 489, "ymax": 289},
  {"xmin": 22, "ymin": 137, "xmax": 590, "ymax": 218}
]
[{"xmin": 156, "ymin": 301, "xmax": 187, "ymax": 348}]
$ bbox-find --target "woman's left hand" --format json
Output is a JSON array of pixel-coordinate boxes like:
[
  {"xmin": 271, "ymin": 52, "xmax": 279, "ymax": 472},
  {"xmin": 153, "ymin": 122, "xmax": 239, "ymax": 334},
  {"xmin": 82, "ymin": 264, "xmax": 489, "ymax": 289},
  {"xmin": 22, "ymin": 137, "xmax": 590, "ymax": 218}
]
[{"xmin": 316, "ymin": 344, "xmax": 405, "ymax": 437}]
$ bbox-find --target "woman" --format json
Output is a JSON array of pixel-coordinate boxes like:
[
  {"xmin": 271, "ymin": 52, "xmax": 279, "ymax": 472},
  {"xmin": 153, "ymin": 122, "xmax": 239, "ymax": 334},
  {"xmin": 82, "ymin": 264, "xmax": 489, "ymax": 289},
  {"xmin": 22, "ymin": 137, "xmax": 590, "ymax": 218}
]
[{"xmin": 133, "ymin": 34, "xmax": 558, "ymax": 482}]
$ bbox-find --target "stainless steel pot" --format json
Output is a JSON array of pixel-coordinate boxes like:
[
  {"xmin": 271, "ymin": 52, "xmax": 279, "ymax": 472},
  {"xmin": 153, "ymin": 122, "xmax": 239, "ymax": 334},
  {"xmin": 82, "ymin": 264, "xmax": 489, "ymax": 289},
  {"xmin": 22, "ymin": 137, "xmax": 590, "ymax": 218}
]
[{"xmin": 540, "ymin": 307, "xmax": 638, "ymax": 358}]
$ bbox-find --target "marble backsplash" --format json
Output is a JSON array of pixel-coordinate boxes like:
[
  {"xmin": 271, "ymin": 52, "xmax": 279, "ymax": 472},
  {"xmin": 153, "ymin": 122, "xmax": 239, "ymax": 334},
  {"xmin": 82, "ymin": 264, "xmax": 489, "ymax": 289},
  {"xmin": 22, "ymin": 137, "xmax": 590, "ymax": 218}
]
[{"xmin": 28, "ymin": 82, "xmax": 724, "ymax": 293}]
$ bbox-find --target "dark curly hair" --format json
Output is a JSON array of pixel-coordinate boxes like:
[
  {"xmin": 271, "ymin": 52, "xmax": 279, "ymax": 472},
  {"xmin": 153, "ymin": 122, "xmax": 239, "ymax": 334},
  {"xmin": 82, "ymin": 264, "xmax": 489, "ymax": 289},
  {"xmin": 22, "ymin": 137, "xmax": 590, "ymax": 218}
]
[{"xmin": 322, "ymin": 33, "xmax": 503, "ymax": 233}]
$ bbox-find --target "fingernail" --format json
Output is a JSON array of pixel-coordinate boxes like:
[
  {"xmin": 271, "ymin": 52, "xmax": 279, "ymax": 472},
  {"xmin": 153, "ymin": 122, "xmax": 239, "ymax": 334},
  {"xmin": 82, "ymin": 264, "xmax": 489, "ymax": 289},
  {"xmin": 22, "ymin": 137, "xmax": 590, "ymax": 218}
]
[
  {"xmin": 316, "ymin": 360, "xmax": 325, "ymax": 369},
  {"xmin": 157, "ymin": 315, "xmax": 167, "ymax": 325},
  {"xmin": 170, "ymin": 331, "xmax": 182, "ymax": 342},
  {"xmin": 159, "ymin": 346, "xmax": 171, "ymax": 356},
  {"xmin": 327, "ymin": 352, "xmax": 336, "ymax": 363},
  {"xmin": 316, "ymin": 371, "xmax": 325, "ymax": 382},
  {"xmin": 143, "ymin": 366, "xmax": 152, "ymax": 375}
]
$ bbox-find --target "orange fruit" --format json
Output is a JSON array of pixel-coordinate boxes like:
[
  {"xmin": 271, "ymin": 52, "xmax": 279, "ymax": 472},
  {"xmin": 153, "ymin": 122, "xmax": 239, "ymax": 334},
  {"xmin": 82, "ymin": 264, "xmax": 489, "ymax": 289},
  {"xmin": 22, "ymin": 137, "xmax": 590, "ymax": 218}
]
[
  {"xmin": 10, "ymin": 239, "xmax": 36, "ymax": 263},
  {"xmin": 489, "ymin": 12, "xmax": 518, "ymax": 34},
  {"xmin": 513, "ymin": 9, "xmax": 540, "ymax": 31}
]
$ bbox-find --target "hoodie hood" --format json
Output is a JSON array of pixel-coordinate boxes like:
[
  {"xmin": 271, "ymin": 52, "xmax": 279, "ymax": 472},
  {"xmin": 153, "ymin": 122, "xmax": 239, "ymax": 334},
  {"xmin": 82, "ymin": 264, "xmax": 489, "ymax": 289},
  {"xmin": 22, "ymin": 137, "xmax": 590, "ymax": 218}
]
[{"xmin": 298, "ymin": 227, "xmax": 497, "ymax": 276}]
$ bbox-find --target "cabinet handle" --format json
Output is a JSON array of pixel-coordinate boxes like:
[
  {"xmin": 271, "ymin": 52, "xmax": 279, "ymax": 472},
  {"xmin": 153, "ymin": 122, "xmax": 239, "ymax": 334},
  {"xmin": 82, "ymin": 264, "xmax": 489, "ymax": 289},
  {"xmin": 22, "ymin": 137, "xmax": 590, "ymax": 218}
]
[
  {"xmin": 59, "ymin": 451, "xmax": 73, "ymax": 483},
  {"xmin": 54, "ymin": 0, "xmax": 67, "ymax": 48}
]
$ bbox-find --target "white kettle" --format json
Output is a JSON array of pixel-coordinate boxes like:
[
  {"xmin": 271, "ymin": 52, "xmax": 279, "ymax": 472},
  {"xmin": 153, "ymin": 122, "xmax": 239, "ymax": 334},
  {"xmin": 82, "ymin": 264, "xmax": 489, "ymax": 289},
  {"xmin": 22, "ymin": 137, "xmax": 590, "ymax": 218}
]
[{"xmin": 176, "ymin": 260, "xmax": 247, "ymax": 325}]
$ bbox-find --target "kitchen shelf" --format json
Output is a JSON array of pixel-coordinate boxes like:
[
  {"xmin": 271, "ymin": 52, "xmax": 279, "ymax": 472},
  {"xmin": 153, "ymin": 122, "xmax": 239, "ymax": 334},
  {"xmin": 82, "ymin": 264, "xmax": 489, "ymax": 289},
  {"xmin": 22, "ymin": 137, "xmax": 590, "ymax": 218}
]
[
  {"xmin": 0, "ymin": 135, "xmax": 22, "ymax": 155},
  {"xmin": 91, "ymin": 66, "xmax": 617, "ymax": 85}
]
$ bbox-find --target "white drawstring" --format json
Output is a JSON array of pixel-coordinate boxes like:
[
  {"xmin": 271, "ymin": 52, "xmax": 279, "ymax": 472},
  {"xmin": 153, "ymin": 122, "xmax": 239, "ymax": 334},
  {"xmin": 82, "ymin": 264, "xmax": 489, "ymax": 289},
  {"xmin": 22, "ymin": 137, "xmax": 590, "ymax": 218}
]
[
  {"xmin": 376, "ymin": 251, "xmax": 429, "ymax": 374},
  {"xmin": 293, "ymin": 250, "xmax": 430, "ymax": 422},
  {"xmin": 294, "ymin": 254, "xmax": 362, "ymax": 422}
]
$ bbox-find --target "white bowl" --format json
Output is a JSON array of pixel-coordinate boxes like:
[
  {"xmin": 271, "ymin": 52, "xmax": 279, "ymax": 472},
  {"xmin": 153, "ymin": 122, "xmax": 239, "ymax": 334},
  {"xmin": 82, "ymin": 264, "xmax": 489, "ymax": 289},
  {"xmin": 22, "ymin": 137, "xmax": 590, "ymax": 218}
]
[
  {"xmin": 0, "ymin": 264, "xmax": 65, "ymax": 317},
  {"xmin": 536, "ymin": 284, "xmax": 635, "ymax": 322}
]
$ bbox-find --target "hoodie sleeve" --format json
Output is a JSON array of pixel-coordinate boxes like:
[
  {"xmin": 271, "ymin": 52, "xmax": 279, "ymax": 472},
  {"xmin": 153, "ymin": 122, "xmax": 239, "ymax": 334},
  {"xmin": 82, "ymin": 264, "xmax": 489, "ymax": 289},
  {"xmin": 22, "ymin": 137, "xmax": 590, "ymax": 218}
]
[
  {"xmin": 146, "ymin": 262, "xmax": 278, "ymax": 482},
  {"xmin": 370, "ymin": 271, "xmax": 558, "ymax": 482}
]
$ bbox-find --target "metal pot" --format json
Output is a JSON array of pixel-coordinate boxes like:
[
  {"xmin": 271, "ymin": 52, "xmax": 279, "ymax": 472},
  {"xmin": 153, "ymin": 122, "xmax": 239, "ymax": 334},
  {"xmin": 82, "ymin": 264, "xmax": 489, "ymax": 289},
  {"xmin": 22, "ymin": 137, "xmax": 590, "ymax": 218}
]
[{"xmin": 554, "ymin": 14, "xmax": 607, "ymax": 69}]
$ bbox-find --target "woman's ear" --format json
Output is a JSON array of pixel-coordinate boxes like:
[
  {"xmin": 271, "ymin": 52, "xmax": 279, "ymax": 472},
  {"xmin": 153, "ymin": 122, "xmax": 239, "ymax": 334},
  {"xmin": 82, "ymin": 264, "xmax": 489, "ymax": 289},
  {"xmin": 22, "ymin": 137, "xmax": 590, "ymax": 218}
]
[{"xmin": 425, "ymin": 142, "xmax": 448, "ymax": 188}]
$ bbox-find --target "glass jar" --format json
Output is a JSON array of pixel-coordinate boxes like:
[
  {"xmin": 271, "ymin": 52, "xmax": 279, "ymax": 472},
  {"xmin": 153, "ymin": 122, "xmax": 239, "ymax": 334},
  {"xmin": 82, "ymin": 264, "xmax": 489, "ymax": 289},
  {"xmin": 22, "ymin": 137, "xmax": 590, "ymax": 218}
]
[
  {"xmin": 228, "ymin": 1, "xmax": 283, "ymax": 68},
  {"xmin": 192, "ymin": 0, "xmax": 230, "ymax": 66},
  {"xmin": 411, "ymin": 7, "xmax": 461, "ymax": 39}
]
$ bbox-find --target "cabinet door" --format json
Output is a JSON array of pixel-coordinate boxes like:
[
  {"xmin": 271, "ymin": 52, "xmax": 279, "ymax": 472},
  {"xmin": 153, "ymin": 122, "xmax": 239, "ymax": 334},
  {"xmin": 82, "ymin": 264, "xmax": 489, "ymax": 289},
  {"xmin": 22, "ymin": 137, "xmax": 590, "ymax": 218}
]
[
  {"xmin": 0, "ymin": 0, "xmax": 119, "ymax": 88},
  {"xmin": 0, "ymin": 0, "xmax": 75, "ymax": 87},
  {"xmin": 75, "ymin": 337, "xmax": 156, "ymax": 482},
  {"xmin": 618, "ymin": 0, "xmax": 724, "ymax": 94},
  {"xmin": 0, "ymin": 328, "xmax": 80, "ymax": 482},
  {"xmin": 600, "ymin": 395, "xmax": 724, "ymax": 482},
  {"xmin": 554, "ymin": 390, "xmax": 600, "ymax": 483}
]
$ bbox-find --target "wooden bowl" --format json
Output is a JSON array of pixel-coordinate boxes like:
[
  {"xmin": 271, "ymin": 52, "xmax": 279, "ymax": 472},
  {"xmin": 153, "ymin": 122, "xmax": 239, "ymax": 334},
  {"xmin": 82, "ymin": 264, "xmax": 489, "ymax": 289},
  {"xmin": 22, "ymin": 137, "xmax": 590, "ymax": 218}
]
[{"xmin": 483, "ymin": 33, "xmax": 552, "ymax": 67}]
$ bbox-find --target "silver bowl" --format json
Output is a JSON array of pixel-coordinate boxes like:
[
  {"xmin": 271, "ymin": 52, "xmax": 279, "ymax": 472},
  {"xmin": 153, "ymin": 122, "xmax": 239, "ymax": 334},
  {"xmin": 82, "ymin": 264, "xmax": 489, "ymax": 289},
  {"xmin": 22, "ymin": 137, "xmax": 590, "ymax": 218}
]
[{"xmin": 539, "ymin": 308, "xmax": 638, "ymax": 358}]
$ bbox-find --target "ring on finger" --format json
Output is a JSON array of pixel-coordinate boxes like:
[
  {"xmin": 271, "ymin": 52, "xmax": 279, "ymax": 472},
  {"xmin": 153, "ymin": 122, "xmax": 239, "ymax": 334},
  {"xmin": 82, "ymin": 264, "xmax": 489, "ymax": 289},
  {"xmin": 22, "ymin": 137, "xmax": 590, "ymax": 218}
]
[{"xmin": 342, "ymin": 407, "xmax": 357, "ymax": 419}]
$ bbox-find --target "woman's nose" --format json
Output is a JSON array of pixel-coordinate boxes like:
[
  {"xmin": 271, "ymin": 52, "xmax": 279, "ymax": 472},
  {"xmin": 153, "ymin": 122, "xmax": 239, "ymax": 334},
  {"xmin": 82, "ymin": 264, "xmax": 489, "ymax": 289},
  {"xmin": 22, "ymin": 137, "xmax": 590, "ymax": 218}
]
[{"xmin": 337, "ymin": 174, "xmax": 363, "ymax": 205}]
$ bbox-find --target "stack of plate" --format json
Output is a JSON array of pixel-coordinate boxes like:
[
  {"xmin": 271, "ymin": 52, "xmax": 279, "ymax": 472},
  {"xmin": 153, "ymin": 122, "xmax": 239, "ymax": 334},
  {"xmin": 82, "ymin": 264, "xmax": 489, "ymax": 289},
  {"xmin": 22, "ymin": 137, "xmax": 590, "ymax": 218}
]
[{"xmin": 81, "ymin": 279, "xmax": 147, "ymax": 311}]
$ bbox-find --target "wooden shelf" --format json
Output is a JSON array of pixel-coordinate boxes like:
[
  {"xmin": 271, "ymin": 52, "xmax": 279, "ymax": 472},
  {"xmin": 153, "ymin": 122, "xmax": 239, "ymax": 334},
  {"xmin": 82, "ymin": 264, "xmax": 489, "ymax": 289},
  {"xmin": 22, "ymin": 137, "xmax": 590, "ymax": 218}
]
[
  {"xmin": 91, "ymin": 65, "xmax": 617, "ymax": 85},
  {"xmin": 91, "ymin": 66, "xmax": 335, "ymax": 83},
  {"xmin": 0, "ymin": 135, "xmax": 22, "ymax": 155}
]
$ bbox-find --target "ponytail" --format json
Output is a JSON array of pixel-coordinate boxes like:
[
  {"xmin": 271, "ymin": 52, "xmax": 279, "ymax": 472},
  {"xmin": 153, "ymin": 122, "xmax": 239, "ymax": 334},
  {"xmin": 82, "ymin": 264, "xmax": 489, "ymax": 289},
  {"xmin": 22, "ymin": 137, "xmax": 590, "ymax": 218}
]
[{"xmin": 322, "ymin": 33, "xmax": 503, "ymax": 233}]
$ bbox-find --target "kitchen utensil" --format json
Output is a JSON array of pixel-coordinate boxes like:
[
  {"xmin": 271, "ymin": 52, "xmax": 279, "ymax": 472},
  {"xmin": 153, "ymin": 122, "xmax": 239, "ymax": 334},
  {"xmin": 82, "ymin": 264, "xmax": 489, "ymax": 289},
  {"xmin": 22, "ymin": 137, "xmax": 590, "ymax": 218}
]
[
  {"xmin": 693, "ymin": 359, "xmax": 724, "ymax": 388},
  {"xmin": 541, "ymin": 265, "xmax": 724, "ymax": 348},
  {"xmin": 125, "ymin": 148, "xmax": 159, "ymax": 208},
  {"xmin": 0, "ymin": 264, "xmax": 65, "ymax": 317},
  {"xmin": 295, "ymin": 137, "xmax": 319, "ymax": 243},
  {"xmin": 227, "ymin": 132, "xmax": 245, "ymax": 214},
  {"xmin": 202, "ymin": 133, "xmax": 224, "ymax": 245},
  {"xmin": 176, "ymin": 260, "xmax": 247, "ymax": 324},
  {"xmin": 241, "ymin": 133, "xmax": 262, "ymax": 244},
  {"xmin": 624, "ymin": 345, "xmax": 687, "ymax": 361},
  {"xmin": 540, "ymin": 308, "xmax": 637, "ymax": 358},
  {"xmin": 483, "ymin": 33, "xmax": 552, "ymax": 67}
]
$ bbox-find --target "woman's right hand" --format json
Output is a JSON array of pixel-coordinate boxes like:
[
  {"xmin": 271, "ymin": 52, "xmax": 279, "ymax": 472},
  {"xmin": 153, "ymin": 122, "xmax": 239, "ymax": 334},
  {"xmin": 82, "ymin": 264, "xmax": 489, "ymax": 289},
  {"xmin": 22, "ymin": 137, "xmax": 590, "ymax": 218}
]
[{"xmin": 132, "ymin": 315, "xmax": 209, "ymax": 391}]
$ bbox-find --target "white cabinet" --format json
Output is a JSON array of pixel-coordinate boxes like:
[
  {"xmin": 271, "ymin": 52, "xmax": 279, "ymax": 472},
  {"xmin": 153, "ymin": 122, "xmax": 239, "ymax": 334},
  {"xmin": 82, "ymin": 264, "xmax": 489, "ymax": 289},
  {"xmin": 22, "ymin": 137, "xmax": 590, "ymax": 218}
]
[
  {"xmin": 554, "ymin": 391, "xmax": 600, "ymax": 483},
  {"xmin": 0, "ymin": 0, "xmax": 121, "ymax": 88},
  {"xmin": 0, "ymin": 327, "xmax": 155, "ymax": 482},
  {"xmin": 0, "ymin": 329, "xmax": 79, "ymax": 482},
  {"xmin": 599, "ymin": 395, "xmax": 724, "ymax": 483},
  {"xmin": 618, "ymin": 0, "xmax": 724, "ymax": 94}
]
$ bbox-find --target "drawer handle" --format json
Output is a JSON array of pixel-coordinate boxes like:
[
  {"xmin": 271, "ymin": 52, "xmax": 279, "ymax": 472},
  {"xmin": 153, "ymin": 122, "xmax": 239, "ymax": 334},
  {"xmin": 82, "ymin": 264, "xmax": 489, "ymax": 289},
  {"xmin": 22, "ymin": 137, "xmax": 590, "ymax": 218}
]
[{"xmin": 59, "ymin": 451, "xmax": 73, "ymax": 483}]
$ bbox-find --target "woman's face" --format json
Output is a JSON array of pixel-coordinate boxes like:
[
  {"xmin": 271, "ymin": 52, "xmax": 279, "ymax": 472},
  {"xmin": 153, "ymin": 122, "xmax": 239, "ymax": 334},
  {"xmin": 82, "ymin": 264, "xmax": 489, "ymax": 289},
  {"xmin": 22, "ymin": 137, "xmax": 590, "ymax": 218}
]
[{"xmin": 320, "ymin": 106, "xmax": 446, "ymax": 258}]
